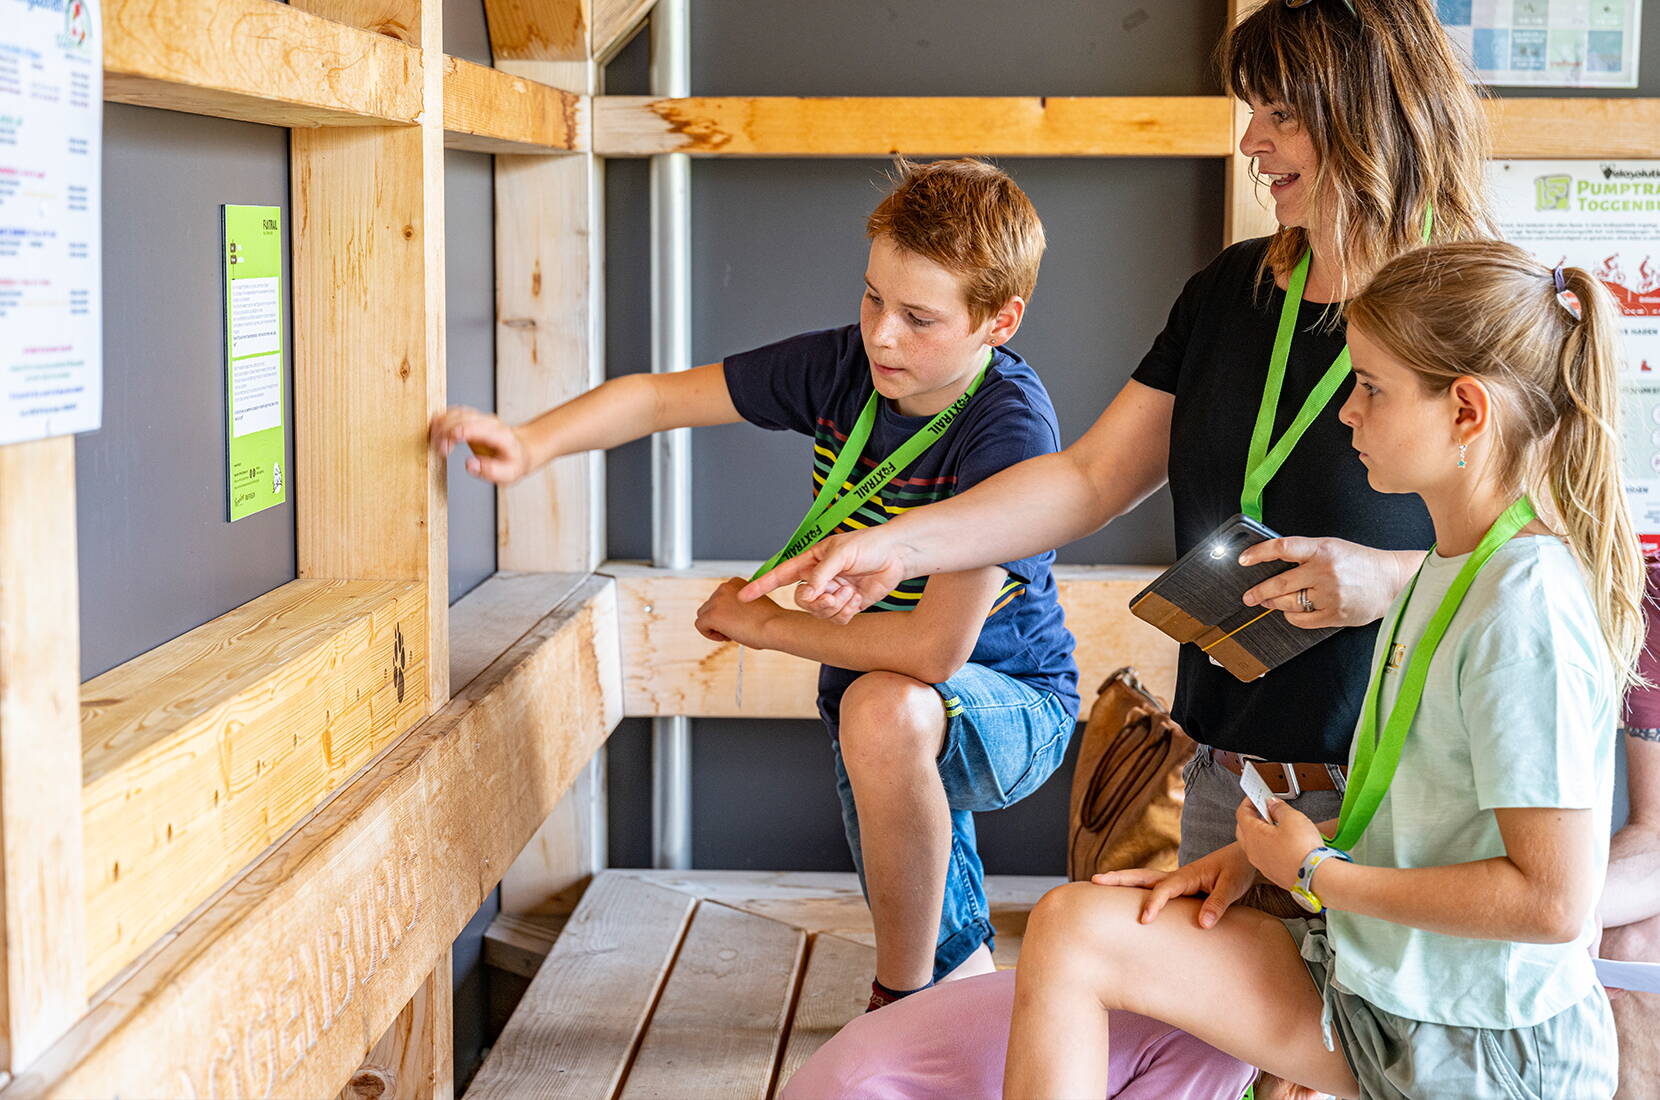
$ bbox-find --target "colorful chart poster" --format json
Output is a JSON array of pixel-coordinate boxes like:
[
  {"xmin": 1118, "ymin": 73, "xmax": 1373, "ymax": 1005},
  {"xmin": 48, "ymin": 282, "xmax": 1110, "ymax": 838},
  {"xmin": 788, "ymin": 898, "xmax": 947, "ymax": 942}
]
[
  {"xmin": 0, "ymin": 0, "xmax": 102, "ymax": 445},
  {"xmin": 222, "ymin": 204, "xmax": 287, "ymax": 521},
  {"xmin": 1438, "ymin": 1, "xmax": 1642, "ymax": 87},
  {"xmin": 1491, "ymin": 160, "xmax": 1660, "ymax": 546}
]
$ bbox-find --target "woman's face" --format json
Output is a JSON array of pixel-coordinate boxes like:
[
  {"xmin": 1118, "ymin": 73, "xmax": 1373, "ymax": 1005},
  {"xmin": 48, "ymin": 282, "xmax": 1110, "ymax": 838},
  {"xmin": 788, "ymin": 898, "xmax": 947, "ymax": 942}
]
[{"xmin": 1239, "ymin": 97, "xmax": 1321, "ymax": 233}]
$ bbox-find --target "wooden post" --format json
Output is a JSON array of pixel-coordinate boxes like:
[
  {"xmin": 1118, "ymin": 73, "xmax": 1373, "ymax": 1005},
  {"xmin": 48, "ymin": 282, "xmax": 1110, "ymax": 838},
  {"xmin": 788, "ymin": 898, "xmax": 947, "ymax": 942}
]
[
  {"xmin": 0, "ymin": 438, "xmax": 87, "ymax": 1072},
  {"xmin": 291, "ymin": 0, "xmax": 451, "ymax": 709},
  {"xmin": 338, "ymin": 952, "xmax": 455, "ymax": 1100},
  {"xmin": 1225, "ymin": 0, "xmax": 1278, "ymax": 246},
  {"xmin": 486, "ymin": 0, "xmax": 611, "ymax": 921}
]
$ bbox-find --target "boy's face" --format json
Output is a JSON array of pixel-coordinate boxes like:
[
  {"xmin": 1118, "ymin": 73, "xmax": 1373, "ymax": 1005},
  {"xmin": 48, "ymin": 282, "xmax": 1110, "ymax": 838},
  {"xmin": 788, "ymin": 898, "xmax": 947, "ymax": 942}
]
[{"xmin": 860, "ymin": 236, "xmax": 1022, "ymax": 417}]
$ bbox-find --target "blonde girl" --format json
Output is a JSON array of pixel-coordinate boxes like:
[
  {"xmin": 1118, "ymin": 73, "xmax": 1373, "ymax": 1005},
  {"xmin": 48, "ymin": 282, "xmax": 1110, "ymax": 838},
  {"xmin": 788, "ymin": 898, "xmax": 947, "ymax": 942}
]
[{"xmin": 1002, "ymin": 241, "xmax": 1641, "ymax": 1098}]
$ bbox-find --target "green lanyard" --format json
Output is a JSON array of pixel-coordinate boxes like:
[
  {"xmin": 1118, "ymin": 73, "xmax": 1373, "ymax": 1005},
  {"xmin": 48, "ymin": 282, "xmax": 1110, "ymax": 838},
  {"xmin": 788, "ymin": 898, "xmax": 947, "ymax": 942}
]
[
  {"xmin": 750, "ymin": 354, "xmax": 990, "ymax": 581},
  {"xmin": 1326, "ymin": 497, "xmax": 1537, "ymax": 850},
  {"xmin": 1241, "ymin": 209, "xmax": 1433, "ymax": 522}
]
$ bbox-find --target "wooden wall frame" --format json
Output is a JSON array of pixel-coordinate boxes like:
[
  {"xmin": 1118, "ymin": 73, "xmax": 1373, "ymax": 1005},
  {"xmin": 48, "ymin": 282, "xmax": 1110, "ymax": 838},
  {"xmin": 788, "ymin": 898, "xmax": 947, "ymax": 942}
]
[{"xmin": 0, "ymin": 0, "xmax": 1650, "ymax": 1091}]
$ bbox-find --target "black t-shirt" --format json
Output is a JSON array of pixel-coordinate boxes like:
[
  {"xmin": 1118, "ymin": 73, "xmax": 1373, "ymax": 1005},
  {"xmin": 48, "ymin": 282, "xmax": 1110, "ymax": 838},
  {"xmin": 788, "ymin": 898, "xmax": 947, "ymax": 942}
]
[
  {"xmin": 724, "ymin": 325, "xmax": 1080, "ymax": 717},
  {"xmin": 1132, "ymin": 238, "xmax": 1435, "ymax": 764}
]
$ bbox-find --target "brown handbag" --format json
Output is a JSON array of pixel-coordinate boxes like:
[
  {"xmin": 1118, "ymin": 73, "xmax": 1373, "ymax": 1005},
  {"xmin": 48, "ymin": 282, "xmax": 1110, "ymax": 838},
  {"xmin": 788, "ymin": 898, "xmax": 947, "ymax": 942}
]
[{"xmin": 1067, "ymin": 667, "xmax": 1193, "ymax": 880}]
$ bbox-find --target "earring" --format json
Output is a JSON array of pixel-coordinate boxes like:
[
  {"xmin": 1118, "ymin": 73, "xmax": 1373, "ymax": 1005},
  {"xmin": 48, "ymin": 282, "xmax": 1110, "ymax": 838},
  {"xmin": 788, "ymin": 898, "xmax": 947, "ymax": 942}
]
[{"xmin": 1457, "ymin": 442, "xmax": 1468, "ymax": 469}]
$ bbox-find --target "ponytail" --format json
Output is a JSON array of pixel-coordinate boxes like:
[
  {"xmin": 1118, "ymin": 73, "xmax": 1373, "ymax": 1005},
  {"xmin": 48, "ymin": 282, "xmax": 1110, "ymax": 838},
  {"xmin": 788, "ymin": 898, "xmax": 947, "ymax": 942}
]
[{"xmin": 1548, "ymin": 267, "xmax": 1646, "ymax": 680}]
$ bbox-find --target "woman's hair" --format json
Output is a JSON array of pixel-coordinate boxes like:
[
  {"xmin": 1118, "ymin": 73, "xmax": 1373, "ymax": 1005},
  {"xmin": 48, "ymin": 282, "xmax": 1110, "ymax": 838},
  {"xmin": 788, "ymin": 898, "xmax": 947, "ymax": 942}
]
[
  {"xmin": 1347, "ymin": 241, "xmax": 1645, "ymax": 680},
  {"xmin": 1222, "ymin": 0, "xmax": 1494, "ymax": 293}
]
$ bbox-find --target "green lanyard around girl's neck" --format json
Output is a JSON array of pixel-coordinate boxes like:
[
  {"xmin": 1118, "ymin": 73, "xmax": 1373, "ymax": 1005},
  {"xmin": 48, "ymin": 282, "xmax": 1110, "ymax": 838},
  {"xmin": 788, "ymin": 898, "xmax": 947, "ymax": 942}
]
[
  {"xmin": 1241, "ymin": 209, "xmax": 1433, "ymax": 523},
  {"xmin": 750, "ymin": 351, "xmax": 991, "ymax": 581},
  {"xmin": 1326, "ymin": 497, "xmax": 1538, "ymax": 851}
]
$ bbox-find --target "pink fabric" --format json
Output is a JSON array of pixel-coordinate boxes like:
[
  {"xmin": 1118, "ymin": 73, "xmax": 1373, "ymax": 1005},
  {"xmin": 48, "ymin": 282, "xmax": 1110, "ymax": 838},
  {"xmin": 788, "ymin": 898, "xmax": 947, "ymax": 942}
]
[{"xmin": 780, "ymin": 970, "xmax": 1255, "ymax": 1100}]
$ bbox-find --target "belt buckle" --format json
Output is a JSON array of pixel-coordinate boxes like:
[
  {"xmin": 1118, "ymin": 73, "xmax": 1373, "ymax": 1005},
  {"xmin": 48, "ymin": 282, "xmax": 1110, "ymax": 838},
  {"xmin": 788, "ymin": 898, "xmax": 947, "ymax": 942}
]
[{"xmin": 1244, "ymin": 755, "xmax": 1301, "ymax": 799}]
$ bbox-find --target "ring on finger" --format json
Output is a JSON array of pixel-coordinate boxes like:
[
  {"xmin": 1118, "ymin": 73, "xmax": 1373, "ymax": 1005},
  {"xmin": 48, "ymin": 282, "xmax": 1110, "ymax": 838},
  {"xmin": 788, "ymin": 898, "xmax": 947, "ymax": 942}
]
[{"xmin": 1296, "ymin": 588, "xmax": 1317, "ymax": 614}]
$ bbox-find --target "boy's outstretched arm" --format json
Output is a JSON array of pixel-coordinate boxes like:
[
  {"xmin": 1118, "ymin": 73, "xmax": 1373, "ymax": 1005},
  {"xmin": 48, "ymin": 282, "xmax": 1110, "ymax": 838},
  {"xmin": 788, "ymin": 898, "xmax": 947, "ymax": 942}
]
[
  {"xmin": 430, "ymin": 362, "xmax": 742, "ymax": 484},
  {"xmin": 697, "ymin": 566, "xmax": 1007, "ymax": 685},
  {"xmin": 742, "ymin": 379, "xmax": 1173, "ymax": 617}
]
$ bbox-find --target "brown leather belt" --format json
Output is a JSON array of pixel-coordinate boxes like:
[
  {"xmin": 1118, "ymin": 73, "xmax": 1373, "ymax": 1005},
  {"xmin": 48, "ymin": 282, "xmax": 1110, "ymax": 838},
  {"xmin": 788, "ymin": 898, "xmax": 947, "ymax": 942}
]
[{"xmin": 1211, "ymin": 749, "xmax": 1345, "ymax": 797}]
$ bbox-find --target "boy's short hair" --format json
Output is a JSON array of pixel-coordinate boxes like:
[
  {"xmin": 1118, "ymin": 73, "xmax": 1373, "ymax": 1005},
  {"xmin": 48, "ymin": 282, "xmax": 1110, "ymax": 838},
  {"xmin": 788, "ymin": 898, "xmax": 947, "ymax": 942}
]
[{"xmin": 865, "ymin": 158, "xmax": 1045, "ymax": 326}]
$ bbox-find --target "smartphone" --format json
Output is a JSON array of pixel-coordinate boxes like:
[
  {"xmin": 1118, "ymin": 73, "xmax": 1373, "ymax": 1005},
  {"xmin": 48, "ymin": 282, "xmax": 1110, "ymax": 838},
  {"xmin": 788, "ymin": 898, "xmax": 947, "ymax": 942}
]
[{"xmin": 1240, "ymin": 761, "xmax": 1275, "ymax": 821}]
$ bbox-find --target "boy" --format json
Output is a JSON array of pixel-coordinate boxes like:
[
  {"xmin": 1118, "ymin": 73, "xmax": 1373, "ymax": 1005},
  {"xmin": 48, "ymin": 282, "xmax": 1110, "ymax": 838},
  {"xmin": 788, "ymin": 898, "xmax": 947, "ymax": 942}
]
[{"xmin": 431, "ymin": 158, "xmax": 1079, "ymax": 1009}]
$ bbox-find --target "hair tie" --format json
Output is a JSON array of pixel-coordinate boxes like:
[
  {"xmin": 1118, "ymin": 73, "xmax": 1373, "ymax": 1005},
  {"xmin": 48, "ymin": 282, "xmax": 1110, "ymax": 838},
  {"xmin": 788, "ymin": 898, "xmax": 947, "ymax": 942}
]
[{"xmin": 1553, "ymin": 265, "xmax": 1583, "ymax": 321}]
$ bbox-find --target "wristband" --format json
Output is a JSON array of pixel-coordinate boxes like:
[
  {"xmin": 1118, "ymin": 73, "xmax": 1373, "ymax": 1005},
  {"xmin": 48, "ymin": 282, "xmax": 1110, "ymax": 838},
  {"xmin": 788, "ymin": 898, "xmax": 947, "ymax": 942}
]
[{"xmin": 1290, "ymin": 845, "xmax": 1352, "ymax": 914}]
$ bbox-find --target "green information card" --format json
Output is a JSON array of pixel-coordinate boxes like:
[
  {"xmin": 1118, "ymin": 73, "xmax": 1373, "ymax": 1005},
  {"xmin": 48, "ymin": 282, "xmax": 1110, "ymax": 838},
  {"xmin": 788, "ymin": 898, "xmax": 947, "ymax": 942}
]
[{"xmin": 222, "ymin": 205, "xmax": 287, "ymax": 521}]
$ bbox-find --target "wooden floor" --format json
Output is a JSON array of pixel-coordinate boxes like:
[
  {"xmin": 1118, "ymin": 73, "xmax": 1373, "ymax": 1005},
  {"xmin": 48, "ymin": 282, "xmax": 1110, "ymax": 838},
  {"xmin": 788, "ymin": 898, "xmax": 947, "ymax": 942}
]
[{"xmin": 466, "ymin": 869, "xmax": 1060, "ymax": 1100}]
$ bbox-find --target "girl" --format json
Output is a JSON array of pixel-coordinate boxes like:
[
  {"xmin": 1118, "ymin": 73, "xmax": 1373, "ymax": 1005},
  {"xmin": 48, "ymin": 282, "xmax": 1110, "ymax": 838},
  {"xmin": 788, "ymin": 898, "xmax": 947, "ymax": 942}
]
[{"xmin": 1003, "ymin": 242, "xmax": 1642, "ymax": 1098}]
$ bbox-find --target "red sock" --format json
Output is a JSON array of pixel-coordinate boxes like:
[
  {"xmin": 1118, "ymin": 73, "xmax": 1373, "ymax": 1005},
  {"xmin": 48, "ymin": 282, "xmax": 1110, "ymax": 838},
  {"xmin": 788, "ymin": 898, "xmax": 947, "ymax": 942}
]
[{"xmin": 865, "ymin": 978, "xmax": 931, "ymax": 1013}]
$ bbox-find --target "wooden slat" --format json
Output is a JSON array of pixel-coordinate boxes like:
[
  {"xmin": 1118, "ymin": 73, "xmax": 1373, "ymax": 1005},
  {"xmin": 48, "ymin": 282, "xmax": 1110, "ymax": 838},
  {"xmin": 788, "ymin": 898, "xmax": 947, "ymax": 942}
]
[
  {"xmin": 339, "ymin": 950, "xmax": 454, "ymax": 1100},
  {"xmin": 3, "ymin": 576, "xmax": 620, "ymax": 1098},
  {"xmin": 80, "ymin": 579, "xmax": 427, "ymax": 994},
  {"xmin": 771, "ymin": 935, "xmax": 874, "ymax": 1099},
  {"xmin": 483, "ymin": 0, "xmax": 590, "ymax": 61},
  {"xmin": 443, "ymin": 56, "xmax": 585, "ymax": 153},
  {"xmin": 591, "ymin": 96, "xmax": 1234, "ymax": 157},
  {"xmin": 605, "ymin": 562, "xmax": 1176, "ymax": 718},
  {"xmin": 0, "ymin": 438, "xmax": 87, "ymax": 1071},
  {"xmin": 592, "ymin": 0, "xmax": 656, "ymax": 61},
  {"xmin": 449, "ymin": 571, "xmax": 591, "ymax": 691},
  {"xmin": 481, "ymin": 912, "xmax": 565, "ymax": 980},
  {"xmin": 620, "ymin": 902, "xmax": 805, "ymax": 1100},
  {"xmin": 1488, "ymin": 98, "xmax": 1660, "ymax": 159},
  {"xmin": 467, "ymin": 873, "xmax": 696, "ymax": 1100},
  {"xmin": 103, "ymin": 0, "xmax": 422, "ymax": 126}
]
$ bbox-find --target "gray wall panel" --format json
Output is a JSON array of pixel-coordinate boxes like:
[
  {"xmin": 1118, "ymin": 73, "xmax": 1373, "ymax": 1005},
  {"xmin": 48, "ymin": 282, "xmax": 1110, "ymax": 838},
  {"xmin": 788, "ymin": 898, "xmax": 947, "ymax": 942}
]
[
  {"xmin": 445, "ymin": 149, "xmax": 497, "ymax": 604},
  {"xmin": 81, "ymin": 104, "xmax": 296, "ymax": 681},
  {"xmin": 444, "ymin": 0, "xmax": 494, "ymax": 65}
]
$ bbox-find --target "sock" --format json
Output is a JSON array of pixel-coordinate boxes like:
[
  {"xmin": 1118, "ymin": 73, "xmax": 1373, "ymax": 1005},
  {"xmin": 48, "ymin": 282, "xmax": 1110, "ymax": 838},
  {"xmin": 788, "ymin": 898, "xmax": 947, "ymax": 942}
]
[{"xmin": 866, "ymin": 977, "xmax": 931, "ymax": 1013}]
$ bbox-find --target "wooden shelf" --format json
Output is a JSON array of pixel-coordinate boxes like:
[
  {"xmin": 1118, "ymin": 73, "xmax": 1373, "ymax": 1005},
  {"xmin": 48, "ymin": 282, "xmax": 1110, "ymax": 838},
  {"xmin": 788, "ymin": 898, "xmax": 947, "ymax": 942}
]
[{"xmin": 443, "ymin": 56, "xmax": 585, "ymax": 153}]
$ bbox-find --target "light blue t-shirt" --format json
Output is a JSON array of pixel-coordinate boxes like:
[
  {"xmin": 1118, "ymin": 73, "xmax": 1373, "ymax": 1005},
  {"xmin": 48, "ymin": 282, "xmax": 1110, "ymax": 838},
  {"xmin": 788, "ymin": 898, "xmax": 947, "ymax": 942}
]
[{"xmin": 1327, "ymin": 535, "xmax": 1615, "ymax": 1029}]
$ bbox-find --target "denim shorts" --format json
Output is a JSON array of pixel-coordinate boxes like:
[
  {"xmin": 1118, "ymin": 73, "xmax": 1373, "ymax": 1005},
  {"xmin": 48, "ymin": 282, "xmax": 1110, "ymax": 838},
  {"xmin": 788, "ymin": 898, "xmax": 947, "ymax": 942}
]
[
  {"xmin": 1286, "ymin": 916, "xmax": 1619, "ymax": 1100},
  {"xmin": 1178, "ymin": 744, "xmax": 1346, "ymax": 865},
  {"xmin": 818, "ymin": 662, "xmax": 1076, "ymax": 981}
]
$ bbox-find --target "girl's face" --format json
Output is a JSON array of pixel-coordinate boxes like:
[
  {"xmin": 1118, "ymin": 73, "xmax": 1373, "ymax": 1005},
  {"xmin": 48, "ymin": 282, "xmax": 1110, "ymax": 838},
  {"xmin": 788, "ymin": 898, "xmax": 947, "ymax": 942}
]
[
  {"xmin": 1339, "ymin": 323, "xmax": 1462, "ymax": 497},
  {"xmin": 1239, "ymin": 97, "xmax": 1321, "ymax": 232}
]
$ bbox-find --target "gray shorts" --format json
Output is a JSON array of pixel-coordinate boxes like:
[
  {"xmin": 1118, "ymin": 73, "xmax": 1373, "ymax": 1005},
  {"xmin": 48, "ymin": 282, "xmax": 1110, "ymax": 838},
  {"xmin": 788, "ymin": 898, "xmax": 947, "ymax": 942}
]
[
  {"xmin": 1286, "ymin": 916, "xmax": 1619, "ymax": 1100},
  {"xmin": 1177, "ymin": 745, "xmax": 1346, "ymax": 865}
]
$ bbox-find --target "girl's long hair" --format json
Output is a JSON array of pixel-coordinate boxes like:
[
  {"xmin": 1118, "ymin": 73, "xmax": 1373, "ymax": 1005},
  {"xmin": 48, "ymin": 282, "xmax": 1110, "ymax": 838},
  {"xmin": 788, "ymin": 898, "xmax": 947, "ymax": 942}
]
[
  {"xmin": 1222, "ymin": 0, "xmax": 1494, "ymax": 295},
  {"xmin": 1347, "ymin": 241, "xmax": 1645, "ymax": 681}
]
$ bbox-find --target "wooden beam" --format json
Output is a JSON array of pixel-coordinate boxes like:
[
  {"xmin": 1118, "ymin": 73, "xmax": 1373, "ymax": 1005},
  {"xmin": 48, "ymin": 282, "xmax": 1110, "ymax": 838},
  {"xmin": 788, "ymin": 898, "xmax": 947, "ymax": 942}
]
[
  {"xmin": 482, "ymin": 912, "xmax": 565, "ymax": 980},
  {"xmin": 103, "ymin": 0, "xmax": 422, "ymax": 127},
  {"xmin": 592, "ymin": 0, "xmax": 656, "ymax": 62},
  {"xmin": 604, "ymin": 562, "xmax": 1178, "ymax": 718},
  {"xmin": 3, "ymin": 577, "xmax": 620, "ymax": 1098},
  {"xmin": 500, "ymin": 754, "xmax": 606, "ymax": 918},
  {"xmin": 292, "ymin": 0, "xmax": 450, "ymax": 708},
  {"xmin": 79, "ymin": 580, "xmax": 427, "ymax": 994},
  {"xmin": 443, "ymin": 56, "xmax": 585, "ymax": 154},
  {"xmin": 483, "ymin": 0, "xmax": 590, "ymax": 62},
  {"xmin": 0, "ymin": 438, "xmax": 87, "ymax": 1071},
  {"xmin": 1488, "ymin": 98, "xmax": 1660, "ymax": 159},
  {"xmin": 337, "ymin": 951, "xmax": 454, "ymax": 1100},
  {"xmin": 1225, "ymin": 97, "xmax": 1278, "ymax": 245},
  {"xmin": 449, "ymin": 571, "xmax": 592, "ymax": 692},
  {"xmin": 591, "ymin": 96, "xmax": 1235, "ymax": 157}
]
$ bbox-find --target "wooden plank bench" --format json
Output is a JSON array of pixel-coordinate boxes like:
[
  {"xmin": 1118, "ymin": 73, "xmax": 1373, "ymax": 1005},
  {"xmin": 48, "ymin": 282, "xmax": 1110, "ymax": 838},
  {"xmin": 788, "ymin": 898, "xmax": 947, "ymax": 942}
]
[{"xmin": 467, "ymin": 870, "xmax": 1061, "ymax": 1099}]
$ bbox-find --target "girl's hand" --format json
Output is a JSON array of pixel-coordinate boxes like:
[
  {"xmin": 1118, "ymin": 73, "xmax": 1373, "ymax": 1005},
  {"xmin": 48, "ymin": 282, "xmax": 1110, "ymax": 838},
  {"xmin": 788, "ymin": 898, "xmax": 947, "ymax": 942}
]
[
  {"xmin": 1239, "ymin": 537, "xmax": 1416, "ymax": 629},
  {"xmin": 429, "ymin": 406, "xmax": 532, "ymax": 485},
  {"xmin": 740, "ymin": 529, "xmax": 912, "ymax": 624},
  {"xmin": 1093, "ymin": 842, "xmax": 1260, "ymax": 929},
  {"xmin": 1235, "ymin": 797, "xmax": 1326, "ymax": 891}
]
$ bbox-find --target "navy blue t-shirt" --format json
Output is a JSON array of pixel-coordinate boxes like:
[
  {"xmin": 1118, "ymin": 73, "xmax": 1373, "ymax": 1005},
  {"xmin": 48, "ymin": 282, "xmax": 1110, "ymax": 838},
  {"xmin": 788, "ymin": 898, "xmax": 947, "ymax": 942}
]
[{"xmin": 724, "ymin": 324, "xmax": 1081, "ymax": 719}]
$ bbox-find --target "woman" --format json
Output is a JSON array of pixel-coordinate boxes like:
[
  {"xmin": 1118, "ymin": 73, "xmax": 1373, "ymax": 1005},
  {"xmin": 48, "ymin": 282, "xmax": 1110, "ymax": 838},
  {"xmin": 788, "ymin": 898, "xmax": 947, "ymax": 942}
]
[{"xmin": 766, "ymin": 1, "xmax": 1493, "ymax": 1095}]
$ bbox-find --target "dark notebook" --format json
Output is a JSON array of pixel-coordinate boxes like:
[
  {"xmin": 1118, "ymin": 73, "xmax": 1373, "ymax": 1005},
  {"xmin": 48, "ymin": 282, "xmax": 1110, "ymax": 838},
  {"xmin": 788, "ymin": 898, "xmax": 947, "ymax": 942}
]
[{"xmin": 1130, "ymin": 514, "xmax": 1341, "ymax": 683}]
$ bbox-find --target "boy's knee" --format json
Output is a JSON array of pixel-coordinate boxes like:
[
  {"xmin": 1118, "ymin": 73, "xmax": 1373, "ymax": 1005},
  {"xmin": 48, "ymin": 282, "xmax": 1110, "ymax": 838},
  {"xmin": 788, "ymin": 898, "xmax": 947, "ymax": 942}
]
[{"xmin": 840, "ymin": 672, "xmax": 947, "ymax": 768}]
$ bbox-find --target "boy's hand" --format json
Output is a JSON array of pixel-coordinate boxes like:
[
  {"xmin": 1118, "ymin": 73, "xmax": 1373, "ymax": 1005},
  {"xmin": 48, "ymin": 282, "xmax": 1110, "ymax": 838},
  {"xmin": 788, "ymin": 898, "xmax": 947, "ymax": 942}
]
[
  {"xmin": 1094, "ymin": 842, "xmax": 1259, "ymax": 928},
  {"xmin": 741, "ymin": 530, "xmax": 911, "ymax": 624},
  {"xmin": 429, "ymin": 405, "xmax": 531, "ymax": 485},
  {"xmin": 696, "ymin": 578, "xmax": 782, "ymax": 648},
  {"xmin": 1235, "ymin": 797, "xmax": 1325, "ymax": 891}
]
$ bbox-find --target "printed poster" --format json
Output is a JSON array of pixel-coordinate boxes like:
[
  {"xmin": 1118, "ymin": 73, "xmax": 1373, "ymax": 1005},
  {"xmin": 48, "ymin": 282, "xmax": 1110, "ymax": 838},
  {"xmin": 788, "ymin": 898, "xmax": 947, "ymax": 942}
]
[
  {"xmin": 1490, "ymin": 160, "xmax": 1660, "ymax": 546},
  {"xmin": 0, "ymin": 0, "xmax": 101, "ymax": 444},
  {"xmin": 222, "ymin": 204, "xmax": 287, "ymax": 521},
  {"xmin": 1438, "ymin": 0, "xmax": 1642, "ymax": 87}
]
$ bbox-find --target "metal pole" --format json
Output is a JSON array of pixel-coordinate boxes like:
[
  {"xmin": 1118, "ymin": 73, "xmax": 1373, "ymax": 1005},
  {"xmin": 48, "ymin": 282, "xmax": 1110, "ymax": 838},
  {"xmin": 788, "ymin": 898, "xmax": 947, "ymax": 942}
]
[{"xmin": 649, "ymin": 0, "xmax": 693, "ymax": 871}]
